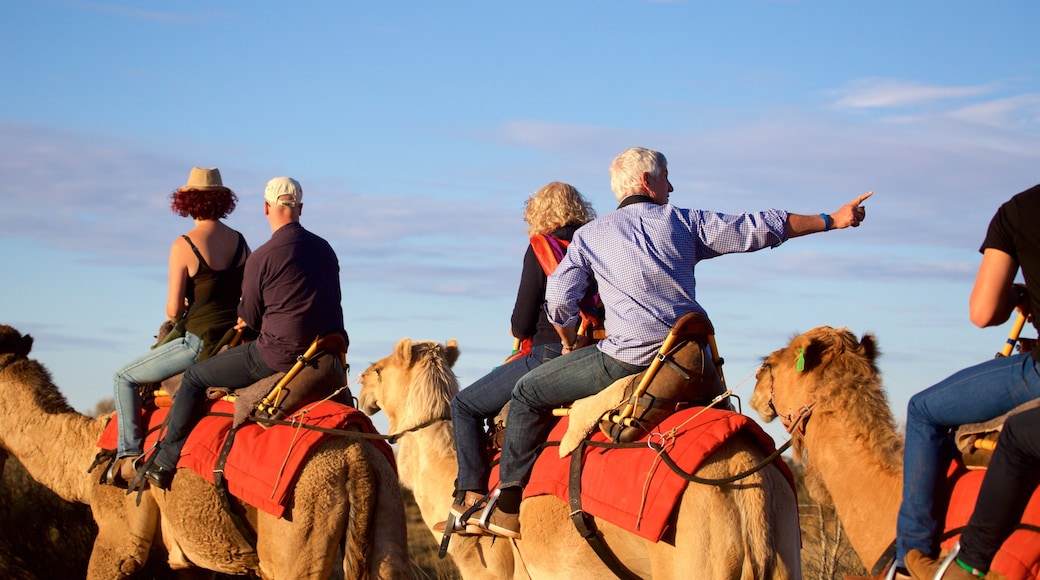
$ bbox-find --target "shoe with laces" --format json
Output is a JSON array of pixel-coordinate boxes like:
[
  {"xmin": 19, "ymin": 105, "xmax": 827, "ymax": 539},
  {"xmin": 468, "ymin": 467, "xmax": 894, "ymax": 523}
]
[{"xmin": 450, "ymin": 491, "xmax": 487, "ymax": 520}]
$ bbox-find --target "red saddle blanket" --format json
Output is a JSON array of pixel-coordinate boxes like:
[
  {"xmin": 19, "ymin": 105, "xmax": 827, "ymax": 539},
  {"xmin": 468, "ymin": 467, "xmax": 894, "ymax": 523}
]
[
  {"xmin": 97, "ymin": 400, "xmax": 394, "ymax": 518},
  {"xmin": 939, "ymin": 461, "xmax": 1040, "ymax": 580},
  {"xmin": 490, "ymin": 407, "xmax": 794, "ymax": 542}
]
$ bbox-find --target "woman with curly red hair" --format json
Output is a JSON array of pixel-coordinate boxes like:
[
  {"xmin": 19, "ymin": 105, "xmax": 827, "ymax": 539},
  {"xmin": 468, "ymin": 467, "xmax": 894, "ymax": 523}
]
[{"xmin": 104, "ymin": 167, "xmax": 250, "ymax": 487}]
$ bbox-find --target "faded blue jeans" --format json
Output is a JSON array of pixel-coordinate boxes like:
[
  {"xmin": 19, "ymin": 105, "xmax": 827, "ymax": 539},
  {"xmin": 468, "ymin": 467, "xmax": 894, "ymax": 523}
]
[
  {"xmin": 153, "ymin": 340, "xmax": 276, "ymax": 470},
  {"xmin": 452, "ymin": 342, "xmax": 562, "ymax": 493},
  {"xmin": 896, "ymin": 351, "xmax": 1040, "ymax": 565},
  {"xmin": 113, "ymin": 331, "xmax": 202, "ymax": 458},
  {"xmin": 498, "ymin": 346, "xmax": 645, "ymax": 489}
]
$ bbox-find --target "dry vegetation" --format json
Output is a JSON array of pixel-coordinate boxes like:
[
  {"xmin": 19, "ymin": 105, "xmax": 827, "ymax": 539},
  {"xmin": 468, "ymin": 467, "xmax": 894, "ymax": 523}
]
[{"xmin": 0, "ymin": 448, "xmax": 859, "ymax": 579}]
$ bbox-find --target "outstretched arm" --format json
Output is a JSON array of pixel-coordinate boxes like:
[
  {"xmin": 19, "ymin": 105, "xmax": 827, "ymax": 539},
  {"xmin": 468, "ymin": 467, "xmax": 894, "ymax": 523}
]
[{"xmin": 785, "ymin": 191, "xmax": 873, "ymax": 238}]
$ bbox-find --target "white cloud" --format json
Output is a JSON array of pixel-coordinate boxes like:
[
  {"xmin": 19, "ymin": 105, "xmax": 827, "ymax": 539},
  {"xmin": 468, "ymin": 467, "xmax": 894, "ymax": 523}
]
[{"xmin": 830, "ymin": 78, "xmax": 992, "ymax": 110}]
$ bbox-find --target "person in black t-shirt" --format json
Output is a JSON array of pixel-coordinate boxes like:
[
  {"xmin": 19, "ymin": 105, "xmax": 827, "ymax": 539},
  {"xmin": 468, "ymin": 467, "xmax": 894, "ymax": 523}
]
[{"xmin": 886, "ymin": 185, "xmax": 1040, "ymax": 580}]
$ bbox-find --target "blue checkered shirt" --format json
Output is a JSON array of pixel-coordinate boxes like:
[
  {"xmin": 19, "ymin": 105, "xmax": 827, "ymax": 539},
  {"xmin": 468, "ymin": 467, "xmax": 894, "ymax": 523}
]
[{"xmin": 546, "ymin": 202, "xmax": 789, "ymax": 365}]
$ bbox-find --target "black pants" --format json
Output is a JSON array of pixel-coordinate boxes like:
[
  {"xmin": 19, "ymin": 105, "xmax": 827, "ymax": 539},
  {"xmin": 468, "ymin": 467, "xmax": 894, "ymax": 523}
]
[{"xmin": 959, "ymin": 405, "xmax": 1040, "ymax": 571}]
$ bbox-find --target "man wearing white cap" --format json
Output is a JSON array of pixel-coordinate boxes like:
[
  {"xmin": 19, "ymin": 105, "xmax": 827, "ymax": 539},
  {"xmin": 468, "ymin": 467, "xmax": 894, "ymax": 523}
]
[{"xmin": 144, "ymin": 177, "xmax": 345, "ymax": 489}]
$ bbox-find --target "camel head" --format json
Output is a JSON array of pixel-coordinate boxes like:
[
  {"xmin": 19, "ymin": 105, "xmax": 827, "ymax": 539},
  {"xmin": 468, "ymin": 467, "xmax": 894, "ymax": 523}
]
[
  {"xmin": 0, "ymin": 325, "xmax": 34, "ymax": 359},
  {"xmin": 752, "ymin": 326, "xmax": 902, "ymax": 470},
  {"xmin": 358, "ymin": 338, "xmax": 460, "ymax": 433},
  {"xmin": 751, "ymin": 326, "xmax": 880, "ymax": 423}
]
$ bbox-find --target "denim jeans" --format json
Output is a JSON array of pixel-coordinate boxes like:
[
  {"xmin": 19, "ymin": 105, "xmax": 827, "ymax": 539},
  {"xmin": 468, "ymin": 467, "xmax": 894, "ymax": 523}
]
[
  {"xmin": 113, "ymin": 331, "xmax": 202, "ymax": 458},
  {"xmin": 896, "ymin": 352, "xmax": 1040, "ymax": 564},
  {"xmin": 498, "ymin": 346, "xmax": 645, "ymax": 489},
  {"xmin": 452, "ymin": 343, "xmax": 562, "ymax": 493},
  {"xmin": 958, "ymin": 406, "xmax": 1040, "ymax": 572},
  {"xmin": 153, "ymin": 340, "xmax": 275, "ymax": 469}
]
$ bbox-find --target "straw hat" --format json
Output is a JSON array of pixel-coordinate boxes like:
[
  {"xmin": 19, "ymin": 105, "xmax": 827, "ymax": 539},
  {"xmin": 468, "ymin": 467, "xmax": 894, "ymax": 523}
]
[{"xmin": 179, "ymin": 167, "xmax": 228, "ymax": 192}]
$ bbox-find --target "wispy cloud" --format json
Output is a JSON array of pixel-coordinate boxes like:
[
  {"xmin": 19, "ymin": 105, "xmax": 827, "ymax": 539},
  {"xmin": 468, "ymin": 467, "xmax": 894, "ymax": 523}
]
[{"xmin": 830, "ymin": 78, "xmax": 992, "ymax": 110}]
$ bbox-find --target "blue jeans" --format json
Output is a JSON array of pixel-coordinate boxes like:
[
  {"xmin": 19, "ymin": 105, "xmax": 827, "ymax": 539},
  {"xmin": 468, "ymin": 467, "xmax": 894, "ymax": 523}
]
[
  {"xmin": 452, "ymin": 343, "xmax": 562, "ymax": 492},
  {"xmin": 113, "ymin": 331, "xmax": 202, "ymax": 458},
  {"xmin": 153, "ymin": 340, "xmax": 275, "ymax": 470},
  {"xmin": 498, "ymin": 346, "xmax": 645, "ymax": 489},
  {"xmin": 896, "ymin": 352, "xmax": 1040, "ymax": 564}
]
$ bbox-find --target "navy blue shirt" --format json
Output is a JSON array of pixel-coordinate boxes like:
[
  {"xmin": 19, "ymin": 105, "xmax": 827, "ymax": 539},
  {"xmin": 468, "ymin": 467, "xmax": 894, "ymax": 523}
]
[{"xmin": 239, "ymin": 222, "xmax": 345, "ymax": 371}]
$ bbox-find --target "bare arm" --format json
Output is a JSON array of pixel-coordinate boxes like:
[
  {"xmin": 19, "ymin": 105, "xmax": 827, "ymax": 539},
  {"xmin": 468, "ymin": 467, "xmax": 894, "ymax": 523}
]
[
  {"xmin": 969, "ymin": 248, "xmax": 1023, "ymax": 328},
  {"xmin": 785, "ymin": 191, "xmax": 873, "ymax": 238},
  {"xmin": 165, "ymin": 238, "xmax": 191, "ymax": 321}
]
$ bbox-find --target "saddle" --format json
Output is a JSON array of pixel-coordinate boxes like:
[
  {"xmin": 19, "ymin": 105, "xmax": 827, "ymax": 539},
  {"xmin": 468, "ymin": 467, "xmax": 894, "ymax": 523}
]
[
  {"xmin": 489, "ymin": 312, "xmax": 730, "ymax": 450},
  {"xmin": 598, "ymin": 312, "xmax": 729, "ymax": 443},
  {"xmin": 956, "ymin": 397, "xmax": 1040, "ymax": 470},
  {"xmin": 155, "ymin": 332, "xmax": 352, "ymax": 426}
]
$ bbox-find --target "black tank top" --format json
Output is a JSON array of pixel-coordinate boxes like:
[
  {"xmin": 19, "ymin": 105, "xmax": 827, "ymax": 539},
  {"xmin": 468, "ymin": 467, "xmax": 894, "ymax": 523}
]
[{"xmin": 182, "ymin": 233, "xmax": 247, "ymax": 360}]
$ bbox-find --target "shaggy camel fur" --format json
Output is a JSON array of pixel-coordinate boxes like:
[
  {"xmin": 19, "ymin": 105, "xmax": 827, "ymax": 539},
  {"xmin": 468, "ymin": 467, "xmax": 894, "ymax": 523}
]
[
  {"xmin": 0, "ymin": 324, "xmax": 409, "ymax": 579},
  {"xmin": 750, "ymin": 326, "xmax": 1027, "ymax": 579},
  {"xmin": 359, "ymin": 337, "xmax": 802, "ymax": 580}
]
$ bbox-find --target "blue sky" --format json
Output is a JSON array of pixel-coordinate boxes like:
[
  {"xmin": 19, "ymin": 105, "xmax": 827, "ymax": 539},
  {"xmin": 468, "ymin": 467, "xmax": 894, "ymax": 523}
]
[{"xmin": 3, "ymin": 0, "xmax": 1039, "ymax": 442}]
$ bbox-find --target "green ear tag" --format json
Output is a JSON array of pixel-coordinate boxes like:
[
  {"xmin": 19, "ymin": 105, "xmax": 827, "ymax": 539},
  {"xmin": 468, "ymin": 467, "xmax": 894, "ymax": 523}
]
[{"xmin": 796, "ymin": 348, "xmax": 805, "ymax": 372}]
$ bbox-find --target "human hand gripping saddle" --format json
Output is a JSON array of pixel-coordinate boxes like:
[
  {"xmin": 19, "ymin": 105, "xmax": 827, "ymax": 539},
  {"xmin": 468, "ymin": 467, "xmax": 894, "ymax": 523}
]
[{"xmin": 503, "ymin": 233, "xmax": 605, "ymax": 364}]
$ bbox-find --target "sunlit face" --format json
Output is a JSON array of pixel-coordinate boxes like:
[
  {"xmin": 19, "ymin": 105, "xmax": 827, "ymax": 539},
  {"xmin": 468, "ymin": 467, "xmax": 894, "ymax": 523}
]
[{"xmin": 644, "ymin": 165, "xmax": 673, "ymax": 205}]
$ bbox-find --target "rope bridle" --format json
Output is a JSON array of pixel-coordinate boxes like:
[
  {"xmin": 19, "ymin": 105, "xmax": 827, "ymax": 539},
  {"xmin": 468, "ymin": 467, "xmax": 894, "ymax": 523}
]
[
  {"xmin": 762, "ymin": 363, "xmax": 816, "ymax": 439},
  {"xmin": 385, "ymin": 414, "xmax": 451, "ymax": 444}
]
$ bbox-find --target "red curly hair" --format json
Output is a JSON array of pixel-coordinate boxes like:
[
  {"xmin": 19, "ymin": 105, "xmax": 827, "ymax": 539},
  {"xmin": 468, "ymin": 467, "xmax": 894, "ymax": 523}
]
[{"xmin": 169, "ymin": 187, "xmax": 238, "ymax": 220}]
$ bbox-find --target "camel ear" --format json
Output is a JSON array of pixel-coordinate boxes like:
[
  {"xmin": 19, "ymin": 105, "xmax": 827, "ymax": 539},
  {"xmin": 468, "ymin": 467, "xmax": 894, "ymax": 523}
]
[
  {"xmin": 859, "ymin": 333, "xmax": 878, "ymax": 363},
  {"xmin": 791, "ymin": 333, "xmax": 828, "ymax": 372},
  {"xmin": 17, "ymin": 333, "xmax": 33, "ymax": 357},
  {"xmin": 394, "ymin": 338, "xmax": 413, "ymax": 366},
  {"xmin": 444, "ymin": 339, "xmax": 460, "ymax": 368}
]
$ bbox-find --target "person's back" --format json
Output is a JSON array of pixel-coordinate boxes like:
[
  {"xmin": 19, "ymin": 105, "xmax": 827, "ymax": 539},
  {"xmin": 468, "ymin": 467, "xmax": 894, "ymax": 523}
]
[
  {"xmin": 240, "ymin": 220, "xmax": 344, "ymax": 372},
  {"xmin": 560, "ymin": 200, "xmax": 786, "ymax": 364},
  {"xmin": 107, "ymin": 167, "xmax": 248, "ymax": 487},
  {"xmin": 143, "ymin": 175, "xmax": 345, "ymax": 490}
]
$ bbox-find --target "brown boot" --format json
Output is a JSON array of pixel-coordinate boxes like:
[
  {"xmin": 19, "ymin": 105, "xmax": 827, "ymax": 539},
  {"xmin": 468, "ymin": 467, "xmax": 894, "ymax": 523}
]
[{"xmin": 904, "ymin": 549, "xmax": 982, "ymax": 580}]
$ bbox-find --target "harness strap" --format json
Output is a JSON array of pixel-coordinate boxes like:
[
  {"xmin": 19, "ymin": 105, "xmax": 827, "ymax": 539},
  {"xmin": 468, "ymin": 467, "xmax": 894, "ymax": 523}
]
[
  {"xmin": 870, "ymin": 541, "xmax": 897, "ymax": 577},
  {"xmin": 214, "ymin": 425, "xmax": 258, "ymax": 547},
  {"xmin": 567, "ymin": 441, "xmax": 643, "ymax": 580}
]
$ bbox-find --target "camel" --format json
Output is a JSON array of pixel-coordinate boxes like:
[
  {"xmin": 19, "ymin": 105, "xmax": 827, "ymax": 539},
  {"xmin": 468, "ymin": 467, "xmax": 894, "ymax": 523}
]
[
  {"xmin": 750, "ymin": 326, "xmax": 1038, "ymax": 579},
  {"xmin": 358, "ymin": 337, "xmax": 803, "ymax": 579},
  {"xmin": 0, "ymin": 324, "xmax": 409, "ymax": 579}
]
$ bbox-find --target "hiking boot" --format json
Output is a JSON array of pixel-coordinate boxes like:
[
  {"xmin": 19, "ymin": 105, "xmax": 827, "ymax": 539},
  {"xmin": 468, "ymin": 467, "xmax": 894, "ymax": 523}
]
[
  {"xmin": 467, "ymin": 489, "xmax": 521, "ymax": 539},
  {"xmin": 905, "ymin": 549, "xmax": 982, "ymax": 580}
]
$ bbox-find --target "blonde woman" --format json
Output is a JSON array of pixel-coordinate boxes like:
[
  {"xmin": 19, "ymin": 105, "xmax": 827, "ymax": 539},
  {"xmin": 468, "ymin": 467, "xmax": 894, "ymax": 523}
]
[{"xmin": 441, "ymin": 181, "xmax": 595, "ymax": 534}]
